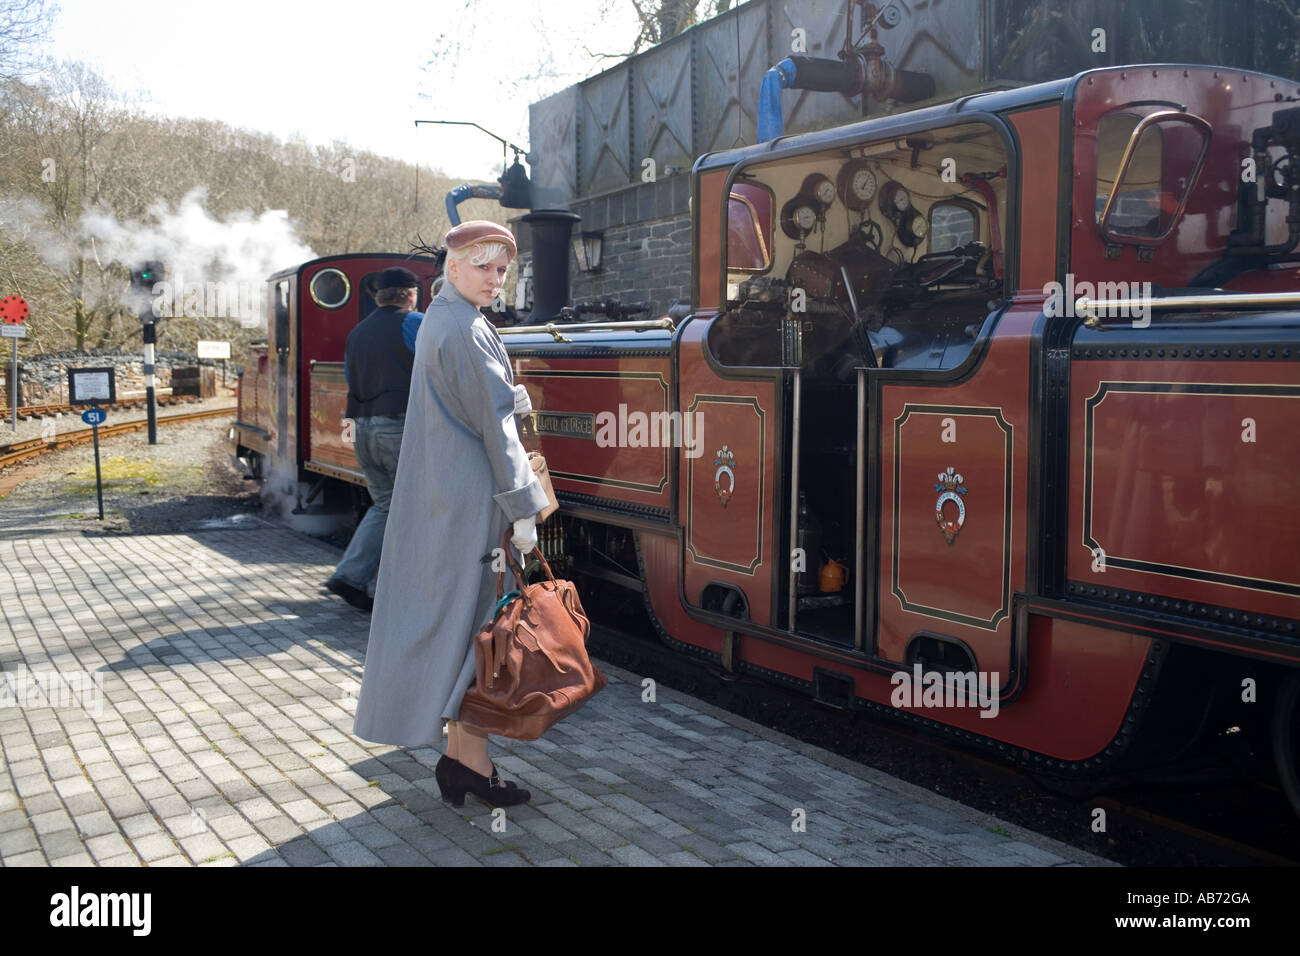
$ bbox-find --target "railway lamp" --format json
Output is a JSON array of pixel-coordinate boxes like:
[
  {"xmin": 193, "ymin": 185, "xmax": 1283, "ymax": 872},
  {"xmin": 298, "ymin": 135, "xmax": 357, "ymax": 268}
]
[
  {"xmin": 572, "ymin": 232, "xmax": 604, "ymax": 273},
  {"xmin": 130, "ymin": 260, "xmax": 165, "ymax": 445}
]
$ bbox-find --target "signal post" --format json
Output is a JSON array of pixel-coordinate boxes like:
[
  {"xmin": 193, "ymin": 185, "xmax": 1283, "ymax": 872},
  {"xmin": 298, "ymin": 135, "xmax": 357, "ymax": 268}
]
[{"xmin": 130, "ymin": 262, "xmax": 163, "ymax": 444}]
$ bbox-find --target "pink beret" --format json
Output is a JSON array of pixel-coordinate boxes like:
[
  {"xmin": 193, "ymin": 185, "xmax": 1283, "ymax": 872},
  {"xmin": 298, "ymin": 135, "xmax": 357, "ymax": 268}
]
[{"xmin": 444, "ymin": 220, "xmax": 517, "ymax": 258}]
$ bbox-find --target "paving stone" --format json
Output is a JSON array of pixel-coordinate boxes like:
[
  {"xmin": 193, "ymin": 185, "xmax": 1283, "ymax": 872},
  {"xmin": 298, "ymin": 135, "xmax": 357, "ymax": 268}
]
[
  {"xmin": 608, "ymin": 844, "xmax": 664, "ymax": 866},
  {"xmin": 326, "ymin": 840, "xmax": 384, "ymax": 866},
  {"xmin": 0, "ymin": 827, "xmax": 41, "ymax": 857},
  {"xmin": 375, "ymin": 843, "xmax": 430, "ymax": 866}
]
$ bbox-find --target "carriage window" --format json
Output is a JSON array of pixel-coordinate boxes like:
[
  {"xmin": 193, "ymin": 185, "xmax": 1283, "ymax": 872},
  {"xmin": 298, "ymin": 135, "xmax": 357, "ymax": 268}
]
[
  {"xmin": 929, "ymin": 201, "xmax": 977, "ymax": 253},
  {"xmin": 727, "ymin": 182, "xmax": 773, "ymax": 273},
  {"xmin": 1096, "ymin": 110, "xmax": 1211, "ymax": 242},
  {"xmin": 308, "ymin": 268, "xmax": 351, "ymax": 309}
]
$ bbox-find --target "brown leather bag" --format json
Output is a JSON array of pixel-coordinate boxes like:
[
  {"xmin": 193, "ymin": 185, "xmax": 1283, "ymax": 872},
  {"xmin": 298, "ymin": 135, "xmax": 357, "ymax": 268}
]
[{"xmin": 458, "ymin": 532, "xmax": 606, "ymax": 740}]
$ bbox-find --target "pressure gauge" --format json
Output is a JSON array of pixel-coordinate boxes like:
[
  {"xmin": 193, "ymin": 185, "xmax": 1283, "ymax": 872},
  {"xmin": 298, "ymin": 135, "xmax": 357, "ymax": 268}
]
[
  {"xmin": 879, "ymin": 181, "xmax": 912, "ymax": 218},
  {"xmin": 898, "ymin": 211, "xmax": 929, "ymax": 247},
  {"xmin": 837, "ymin": 159, "xmax": 878, "ymax": 210},
  {"xmin": 801, "ymin": 173, "xmax": 836, "ymax": 208},
  {"xmin": 780, "ymin": 197, "xmax": 820, "ymax": 239}
]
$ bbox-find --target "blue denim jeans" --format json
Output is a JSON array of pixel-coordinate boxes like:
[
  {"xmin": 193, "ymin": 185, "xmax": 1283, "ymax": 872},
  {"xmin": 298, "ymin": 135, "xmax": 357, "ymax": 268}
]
[{"xmin": 331, "ymin": 415, "xmax": 405, "ymax": 596}]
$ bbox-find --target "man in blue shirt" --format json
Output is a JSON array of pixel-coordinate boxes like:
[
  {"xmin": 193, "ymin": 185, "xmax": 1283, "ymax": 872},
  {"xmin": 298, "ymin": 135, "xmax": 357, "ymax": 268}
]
[{"xmin": 326, "ymin": 266, "xmax": 424, "ymax": 611}]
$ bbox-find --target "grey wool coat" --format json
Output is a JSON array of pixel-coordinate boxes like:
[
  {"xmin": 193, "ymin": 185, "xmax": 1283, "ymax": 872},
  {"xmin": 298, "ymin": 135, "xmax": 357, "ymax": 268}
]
[{"xmin": 353, "ymin": 281, "xmax": 550, "ymax": 747}]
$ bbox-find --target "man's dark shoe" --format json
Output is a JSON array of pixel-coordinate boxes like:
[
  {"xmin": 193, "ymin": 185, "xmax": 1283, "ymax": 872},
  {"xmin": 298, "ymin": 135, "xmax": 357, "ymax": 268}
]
[{"xmin": 325, "ymin": 577, "xmax": 374, "ymax": 612}]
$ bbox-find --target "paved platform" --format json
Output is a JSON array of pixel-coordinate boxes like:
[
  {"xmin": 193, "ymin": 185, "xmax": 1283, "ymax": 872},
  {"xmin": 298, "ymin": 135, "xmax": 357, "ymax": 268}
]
[{"xmin": 0, "ymin": 525, "xmax": 1111, "ymax": 866}]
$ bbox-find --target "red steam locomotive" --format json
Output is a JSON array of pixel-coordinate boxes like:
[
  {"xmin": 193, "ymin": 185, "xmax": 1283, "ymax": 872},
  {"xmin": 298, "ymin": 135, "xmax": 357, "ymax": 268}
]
[{"xmin": 234, "ymin": 64, "xmax": 1300, "ymax": 817}]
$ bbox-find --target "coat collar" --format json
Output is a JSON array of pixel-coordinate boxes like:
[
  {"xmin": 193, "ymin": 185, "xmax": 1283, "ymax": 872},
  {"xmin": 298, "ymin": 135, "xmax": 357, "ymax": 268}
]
[{"xmin": 435, "ymin": 279, "xmax": 474, "ymax": 311}]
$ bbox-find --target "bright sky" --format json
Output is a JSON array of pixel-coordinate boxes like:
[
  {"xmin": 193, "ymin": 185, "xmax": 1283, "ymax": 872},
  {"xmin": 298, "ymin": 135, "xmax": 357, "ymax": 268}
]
[{"xmin": 45, "ymin": 0, "xmax": 641, "ymax": 183}]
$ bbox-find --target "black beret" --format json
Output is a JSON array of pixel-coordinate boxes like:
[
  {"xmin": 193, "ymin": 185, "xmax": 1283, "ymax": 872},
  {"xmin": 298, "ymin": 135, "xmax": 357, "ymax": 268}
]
[{"xmin": 375, "ymin": 266, "xmax": 419, "ymax": 290}]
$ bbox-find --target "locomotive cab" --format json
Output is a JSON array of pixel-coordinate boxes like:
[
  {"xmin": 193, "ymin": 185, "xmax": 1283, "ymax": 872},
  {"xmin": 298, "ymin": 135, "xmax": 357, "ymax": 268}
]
[{"xmin": 709, "ymin": 119, "xmax": 1012, "ymax": 646}]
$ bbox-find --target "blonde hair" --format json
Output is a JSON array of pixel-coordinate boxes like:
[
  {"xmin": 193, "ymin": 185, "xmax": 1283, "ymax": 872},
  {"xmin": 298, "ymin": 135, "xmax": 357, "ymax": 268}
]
[{"xmin": 445, "ymin": 240, "xmax": 512, "ymax": 267}]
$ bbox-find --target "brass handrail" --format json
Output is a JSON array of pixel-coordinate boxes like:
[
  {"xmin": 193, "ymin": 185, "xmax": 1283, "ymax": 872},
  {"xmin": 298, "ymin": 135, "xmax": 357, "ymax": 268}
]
[
  {"xmin": 496, "ymin": 317, "xmax": 675, "ymax": 343},
  {"xmin": 1076, "ymin": 291, "xmax": 1300, "ymax": 321}
]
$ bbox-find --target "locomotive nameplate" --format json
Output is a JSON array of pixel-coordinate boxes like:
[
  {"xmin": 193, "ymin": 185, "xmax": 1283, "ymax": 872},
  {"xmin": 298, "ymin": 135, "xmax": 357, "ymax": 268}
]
[{"xmin": 532, "ymin": 411, "xmax": 594, "ymax": 440}]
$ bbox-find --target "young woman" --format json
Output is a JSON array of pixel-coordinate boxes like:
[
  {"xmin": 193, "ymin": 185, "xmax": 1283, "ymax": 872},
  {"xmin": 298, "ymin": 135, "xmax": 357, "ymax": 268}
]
[{"xmin": 353, "ymin": 220, "xmax": 547, "ymax": 807}]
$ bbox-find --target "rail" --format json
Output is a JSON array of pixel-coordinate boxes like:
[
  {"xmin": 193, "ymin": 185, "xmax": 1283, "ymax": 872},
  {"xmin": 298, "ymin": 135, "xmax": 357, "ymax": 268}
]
[
  {"xmin": 4, "ymin": 388, "xmax": 203, "ymax": 419},
  {"xmin": 0, "ymin": 405, "xmax": 237, "ymax": 471}
]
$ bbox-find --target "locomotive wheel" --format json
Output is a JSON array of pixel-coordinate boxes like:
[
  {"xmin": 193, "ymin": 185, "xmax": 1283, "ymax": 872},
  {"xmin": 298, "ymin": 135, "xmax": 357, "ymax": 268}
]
[{"xmin": 1274, "ymin": 670, "xmax": 1300, "ymax": 819}]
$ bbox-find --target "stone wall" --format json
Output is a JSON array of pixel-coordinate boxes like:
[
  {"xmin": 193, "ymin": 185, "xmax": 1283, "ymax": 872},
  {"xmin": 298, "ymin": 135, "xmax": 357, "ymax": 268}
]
[
  {"xmin": 0, "ymin": 349, "xmax": 236, "ymax": 407},
  {"xmin": 515, "ymin": 174, "xmax": 694, "ymax": 320}
]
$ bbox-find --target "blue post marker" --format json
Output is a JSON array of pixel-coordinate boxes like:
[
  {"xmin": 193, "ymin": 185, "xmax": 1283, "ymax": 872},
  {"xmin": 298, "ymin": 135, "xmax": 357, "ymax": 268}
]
[{"xmin": 81, "ymin": 403, "xmax": 107, "ymax": 520}]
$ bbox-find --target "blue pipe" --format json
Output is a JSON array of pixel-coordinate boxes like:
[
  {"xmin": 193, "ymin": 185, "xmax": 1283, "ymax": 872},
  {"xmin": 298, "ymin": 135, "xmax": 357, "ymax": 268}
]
[
  {"xmin": 444, "ymin": 183, "xmax": 503, "ymax": 226},
  {"xmin": 757, "ymin": 58, "xmax": 797, "ymax": 142}
]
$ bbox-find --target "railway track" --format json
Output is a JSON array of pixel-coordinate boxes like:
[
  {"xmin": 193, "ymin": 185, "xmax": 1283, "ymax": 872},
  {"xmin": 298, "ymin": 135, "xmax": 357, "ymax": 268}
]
[
  {"xmin": 5, "ymin": 389, "xmax": 193, "ymax": 419},
  {"xmin": 0, "ymin": 404, "xmax": 238, "ymax": 471}
]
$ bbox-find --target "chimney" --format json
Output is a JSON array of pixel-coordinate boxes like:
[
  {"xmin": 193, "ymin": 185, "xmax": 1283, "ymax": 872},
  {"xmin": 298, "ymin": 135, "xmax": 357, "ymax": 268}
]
[{"xmin": 522, "ymin": 210, "xmax": 581, "ymax": 323}]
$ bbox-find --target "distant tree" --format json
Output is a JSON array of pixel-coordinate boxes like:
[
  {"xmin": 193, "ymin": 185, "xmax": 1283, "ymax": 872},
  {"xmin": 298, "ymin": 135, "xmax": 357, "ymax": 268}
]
[
  {"xmin": 627, "ymin": 0, "xmax": 732, "ymax": 53},
  {"xmin": 0, "ymin": 60, "xmax": 496, "ymax": 356},
  {"xmin": 0, "ymin": 0, "xmax": 57, "ymax": 80}
]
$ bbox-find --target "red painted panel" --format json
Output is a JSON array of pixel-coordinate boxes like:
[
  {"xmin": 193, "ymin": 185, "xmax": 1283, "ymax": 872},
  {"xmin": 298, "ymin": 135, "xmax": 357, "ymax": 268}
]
[
  {"xmin": 1224, "ymin": 266, "xmax": 1300, "ymax": 293},
  {"xmin": 1069, "ymin": 360, "xmax": 1300, "ymax": 619},
  {"xmin": 307, "ymin": 366, "xmax": 361, "ymax": 479},
  {"xmin": 514, "ymin": 355, "xmax": 672, "ymax": 511},
  {"xmin": 697, "ymin": 170, "xmax": 728, "ymax": 311},
  {"xmin": 735, "ymin": 615, "xmax": 1150, "ymax": 761},
  {"xmin": 876, "ymin": 307, "xmax": 1035, "ymax": 673},
  {"xmin": 685, "ymin": 396, "xmax": 765, "ymax": 573},
  {"xmin": 891, "ymin": 409, "xmax": 1011, "ymax": 630},
  {"xmin": 677, "ymin": 317, "xmax": 777, "ymax": 627},
  {"xmin": 640, "ymin": 530, "xmax": 727, "ymax": 653},
  {"xmin": 1007, "ymin": 106, "xmax": 1060, "ymax": 292}
]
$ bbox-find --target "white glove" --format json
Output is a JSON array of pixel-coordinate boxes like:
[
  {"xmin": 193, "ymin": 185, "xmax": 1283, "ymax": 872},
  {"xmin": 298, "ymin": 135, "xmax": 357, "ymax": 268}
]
[
  {"xmin": 511, "ymin": 515, "xmax": 538, "ymax": 555},
  {"xmin": 513, "ymin": 384, "xmax": 532, "ymax": 416}
]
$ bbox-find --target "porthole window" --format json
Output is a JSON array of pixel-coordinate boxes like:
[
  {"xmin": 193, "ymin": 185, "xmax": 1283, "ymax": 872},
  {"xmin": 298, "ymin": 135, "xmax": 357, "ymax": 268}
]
[{"xmin": 309, "ymin": 268, "xmax": 351, "ymax": 309}]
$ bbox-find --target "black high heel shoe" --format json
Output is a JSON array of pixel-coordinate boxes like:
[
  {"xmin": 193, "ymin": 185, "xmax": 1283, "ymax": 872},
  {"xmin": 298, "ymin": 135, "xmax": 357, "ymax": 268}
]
[{"xmin": 436, "ymin": 756, "xmax": 531, "ymax": 808}]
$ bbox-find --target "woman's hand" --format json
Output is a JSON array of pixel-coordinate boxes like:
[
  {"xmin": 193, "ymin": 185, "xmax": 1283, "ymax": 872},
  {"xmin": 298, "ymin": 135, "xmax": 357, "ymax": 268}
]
[
  {"xmin": 511, "ymin": 515, "xmax": 538, "ymax": 555},
  {"xmin": 513, "ymin": 384, "xmax": 532, "ymax": 416}
]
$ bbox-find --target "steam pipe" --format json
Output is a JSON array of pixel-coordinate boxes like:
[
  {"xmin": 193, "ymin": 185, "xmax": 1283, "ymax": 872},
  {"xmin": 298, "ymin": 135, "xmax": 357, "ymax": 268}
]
[
  {"xmin": 757, "ymin": 59, "xmax": 798, "ymax": 142},
  {"xmin": 445, "ymin": 183, "xmax": 503, "ymax": 227},
  {"xmin": 757, "ymin": 53, "xmax": 933, "ymax": 142}
]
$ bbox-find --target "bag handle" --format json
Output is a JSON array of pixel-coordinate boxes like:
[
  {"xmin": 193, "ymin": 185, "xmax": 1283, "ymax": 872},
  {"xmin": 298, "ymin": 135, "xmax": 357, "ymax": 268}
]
[{"xmin": 494, "ymin": 527, "xmax": 561, "ymax": 606}]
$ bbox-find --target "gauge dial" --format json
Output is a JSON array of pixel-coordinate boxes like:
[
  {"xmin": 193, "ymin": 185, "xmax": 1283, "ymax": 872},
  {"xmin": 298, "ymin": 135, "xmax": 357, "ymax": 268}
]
[
  {"xmin": 879, "ymin": 181, "xmax": 912, "ymax": 218},
  {"xmin": 780, "ymin": 197, "xmax": 820, "ymax": 239},
  {"xmin": 898, "ymin": 211, "xmax": 928, "ymax": 247},
  {"xmin": 802, "ymin": 173, "xmax": 836, "ymax": 208},
  {"xmin": 837, "ymin": 159, "xmax": 878, "ymax": 210}
]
